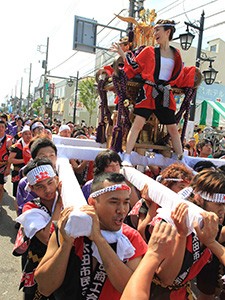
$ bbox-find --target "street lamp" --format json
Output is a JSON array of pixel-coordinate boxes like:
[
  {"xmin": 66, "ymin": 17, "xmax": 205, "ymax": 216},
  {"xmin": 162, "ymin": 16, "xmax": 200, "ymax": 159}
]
[
  {"xmin": 202, "ymin": 60, "xmax": 218, "ymax": 85},
  {"xmin": 178, "ymin": 11, "xmax": 218, "ymax": 120},
  {"xmin": 179, "ymin": 30, "xmax": 195, "ymax": 51}
]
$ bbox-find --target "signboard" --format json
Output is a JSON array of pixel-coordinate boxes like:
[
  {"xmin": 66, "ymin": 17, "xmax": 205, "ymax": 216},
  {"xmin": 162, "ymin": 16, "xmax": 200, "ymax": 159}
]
[
  {"xmin": 197, "ymin": 82, "xmax": 225, "ymax": 103},
  {"xmin": 73, "ymin": 16, "xmax": 97, "ymax": 54}
]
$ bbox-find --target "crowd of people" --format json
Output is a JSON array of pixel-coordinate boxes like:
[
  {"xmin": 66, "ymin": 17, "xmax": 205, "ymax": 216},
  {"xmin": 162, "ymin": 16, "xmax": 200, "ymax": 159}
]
[
  {"xmin": 2, "ymin": 19, "xmax": 225, "ymax": 300},
  {"xmin": 0, "ymin": 110, "xmax": 224, "ymax": 300}
]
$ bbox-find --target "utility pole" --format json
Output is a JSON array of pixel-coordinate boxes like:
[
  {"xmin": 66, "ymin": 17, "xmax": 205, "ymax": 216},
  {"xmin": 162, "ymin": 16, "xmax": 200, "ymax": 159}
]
[
  {"xmin": 20, "ymin": 77, "xmax": 23, "ymax": 113},
  {"xmin": 27, "ymin": 63, "xmax": 32, "ymax": 113},
  {"xmin": 127, "ymin": 0, "xmax": 145, "ymax": 41},
  {"xmin": 128, "ymin": 0, "xmax": 135, "ymax": 18},
  {"xmin": 73, "ymin": 71, "xmax": 79, "ymax": 124},
  {"xmin": 127, "ymin": 0, "xmax": 136, "ymax": 34},
  {"xmin": 43, "ymin": 37, "xmax": 49, "ymax": 118},
  {"xmin": 189, "ymin": 11, "xmax": 205, "ymax": 121}
]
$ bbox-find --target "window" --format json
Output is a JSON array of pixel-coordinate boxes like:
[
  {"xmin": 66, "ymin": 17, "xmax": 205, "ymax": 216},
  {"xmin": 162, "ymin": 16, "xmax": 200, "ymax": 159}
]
[{"xmin": 210, "ymin": 44, "xmax": 217, "ymax": 52}]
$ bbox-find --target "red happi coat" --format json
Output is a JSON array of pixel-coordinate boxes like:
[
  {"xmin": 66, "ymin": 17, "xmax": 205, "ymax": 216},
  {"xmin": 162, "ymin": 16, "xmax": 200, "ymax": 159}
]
[
  {"xmin": 53, "ymin": 223, "xmax": 147, "ymax": 300},
  {"xmin": 0, "ymin": 135, "xmax": 11, "ymax": 174},
  {"xmin": 149, "ymin": 217, "xmax": 212, "ymax": 300},
  {"xmin": 124, "ymin": 46, "xmax": 196, "ymax": 111}
]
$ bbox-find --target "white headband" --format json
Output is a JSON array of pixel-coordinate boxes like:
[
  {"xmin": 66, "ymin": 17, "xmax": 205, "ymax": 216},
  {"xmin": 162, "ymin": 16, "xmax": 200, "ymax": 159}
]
[
  {"xmin": 154, "ymin": 23, "xmax": 176, "ymax": 28},
  {"xmin": 90, "ymin": 184, "xmax": 131, "ymax": 199},
  {"xmin": 157, "ymin": 176, "xmax": 189, "ymax": 184},
  {"xmin": 198, "ymin": 192, "xmax": 225, "ymax": 203},
  {"xmin": 31, "ymin": 122, "xmax": 45, "ymax": 131},
  {"xmin": 179, "ymin": 186, "xmax": 225, "ymax": 203},
  {"xmin": 164, "ymin": 178, "xmax": 185, "ymax": 182},
  {"xmin": 178, "ymin": 187, "xmax": 194, "ymax": 199},
  {"xmin": 27, "ymin": 165, "xmax": 56, "ymax": 186}
]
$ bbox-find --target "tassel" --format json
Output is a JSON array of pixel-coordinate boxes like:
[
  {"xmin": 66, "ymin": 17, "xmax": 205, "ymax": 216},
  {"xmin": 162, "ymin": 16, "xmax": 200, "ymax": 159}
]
[
  {"xmin": 96, "ymin": 78, "xmax": 110, "ymax": 144},
  {"xmin": 96, "ymin": 122, "xmax": 106, "ymax": 144},
  {"xmin": 110, "ymin": 125, "xmax": 123, "ymax": 153},
  {"xmin": 156, "ymin": 88, "xmax": 196, "ymax": 146}
]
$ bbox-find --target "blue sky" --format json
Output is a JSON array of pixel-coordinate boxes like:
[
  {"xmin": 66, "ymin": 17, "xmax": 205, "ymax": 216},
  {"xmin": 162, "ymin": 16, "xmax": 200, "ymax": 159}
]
[{"xmin": 0, "ymin": 0, "xmax": 224, "ymax": 104}]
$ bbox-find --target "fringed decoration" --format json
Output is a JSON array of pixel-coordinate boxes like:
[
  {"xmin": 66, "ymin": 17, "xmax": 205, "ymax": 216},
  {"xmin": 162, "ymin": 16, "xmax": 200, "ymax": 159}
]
[
  {"xmin": 110, "ymin": 125, "xmax": 123, "ymax": 153},
  {"xmin": 96, "ymin": 122, "xmax": 106, "ymax": 144},
  {"xmin": 96, "ymin": 79, "xmax": 108, "ymax": 143},
  {"xmin": 157, "ymin": 88, "xmax": 196, "ymax": 146},
  {"xmin": 110, "ymin": 70, "xmax": 130, "ymax": 152},
  {"xmin": 179, "ymin": 88, "xmax": 196, "ymax": 144}
]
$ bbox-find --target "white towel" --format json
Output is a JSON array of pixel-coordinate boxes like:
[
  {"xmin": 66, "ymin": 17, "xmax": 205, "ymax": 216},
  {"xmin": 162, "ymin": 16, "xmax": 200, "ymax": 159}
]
[
  {"xmin": 64, "ymin": 210, "xmax": 135, "ymax": 264},
  {"xmin": 16, "ymin": 209, "xmax": 51, "ymax": 238},
  {"xmin": 64, "ymin": 209, "xmax": 93, "ymax": 238},
  {"xmin": 92, "ymin": 229, "xmax": 135, "ymax": 264}
]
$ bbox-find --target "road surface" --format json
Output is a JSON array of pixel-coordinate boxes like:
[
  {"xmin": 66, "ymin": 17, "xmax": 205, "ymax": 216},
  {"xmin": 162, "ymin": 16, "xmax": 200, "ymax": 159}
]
[{"xmin": 0, "ymin": 177, "xmax": 23, "ymax": 299}]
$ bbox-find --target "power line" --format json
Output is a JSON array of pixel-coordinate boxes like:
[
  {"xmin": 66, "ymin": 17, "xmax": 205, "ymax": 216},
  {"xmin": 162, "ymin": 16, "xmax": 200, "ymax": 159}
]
[
  {"xmin": 205, "ymin": 20, "xmax": 225, "ymax": 30},
  {"xmin": 157, "ymin": 0, "xmax": 183, "ymax": 14},
  {"xmin": 47, "ymin": 0, "xmax": 82, "ymax": 39},
  {"xmin": 49, "ymin": 52, "xmax": 78, "ymax": 73},
  {"xmin": 169, "ymin": 0, "xmax": 219, "ymax": 19},
  {"xmin": 47, "ymin": 10, "xmax": 126, "ymax": 74},
  {"xmin": 157, "ymin": 0, "xmax": 184, "ymax": 15},
  {"xmin": 206, "ymin": 10, "xmax": 225, "ymax": 19}
]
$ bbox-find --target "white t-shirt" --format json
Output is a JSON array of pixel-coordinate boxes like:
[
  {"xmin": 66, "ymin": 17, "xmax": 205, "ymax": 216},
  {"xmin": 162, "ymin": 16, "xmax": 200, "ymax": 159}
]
[{"xmin": 159, "ymin": 56, "xmax": 175, "ymax": 81}]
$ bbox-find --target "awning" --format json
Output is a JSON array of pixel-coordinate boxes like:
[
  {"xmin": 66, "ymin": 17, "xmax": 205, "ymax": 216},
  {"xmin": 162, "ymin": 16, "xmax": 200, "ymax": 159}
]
[{"xmin": 195, "ymin": 100, "xmax": 225, "ymax": 128}]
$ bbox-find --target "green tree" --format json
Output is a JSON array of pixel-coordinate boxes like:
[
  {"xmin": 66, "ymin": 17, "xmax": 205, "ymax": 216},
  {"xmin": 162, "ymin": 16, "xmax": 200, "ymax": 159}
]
[
  {"xmin": 22, "ymin": 105, "xmax": 27, "ymax": 114},
  {"xmin": 32, "ymin": 97, "xmax": 43, "ymax": 116},
  {"xmin": 78, "ymin": 77, "xmax": 98, "ymax": 125}
]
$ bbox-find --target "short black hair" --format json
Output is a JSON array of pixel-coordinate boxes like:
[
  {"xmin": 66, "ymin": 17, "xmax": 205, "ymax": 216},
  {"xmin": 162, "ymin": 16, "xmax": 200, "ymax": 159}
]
[
  {"xmin": 94, "ymin": 149, "xmax": 122, "ymax": 176},
  {"xmin": 0, "ymin": 113, "xmax": 8, "ymax": 121},
  {"xmin": 73, "ymin": 130, "xmax": 86, "ymax": 138},
  {"xmin": 193, "ymin": 160, "xmax": 216, "ymax": 172},
  {"xmin": 23, "ymin": 157, "xmax": 53, "ymax": 176},
  {"xmin": 16, "ymin": 117, "xmax": 24, "ymax": 123},
  {"xmin": 30, "ymin": 137, "xmax": 57, "ymax": 159},
  {"xmin": 45, "ymin": 125, "xmax": 52, "ymax": 133},
  {"xmin": 196, "ymin": 139, "xmax": 212, "ymax": 154},
  {"xmin": 91, "ymin": 172, "xmax": 126, "ymax": 193}
]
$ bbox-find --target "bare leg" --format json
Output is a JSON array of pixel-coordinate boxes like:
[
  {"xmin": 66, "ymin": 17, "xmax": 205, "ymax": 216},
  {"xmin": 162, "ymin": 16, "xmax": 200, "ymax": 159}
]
[
  {"xmin": 106, "ymin": 124, "xmax": 113, "ymax": 149},
  {"xmin": 126, "ymin": 115, "xmax": 146, "ymax": 154},
  {"xmin": 166, "ymin": 124, "xmax": 183, "ymax": 157},
  {"xmin": 123, "ymin": 115, "xmax": 146, "ymax": 165}
]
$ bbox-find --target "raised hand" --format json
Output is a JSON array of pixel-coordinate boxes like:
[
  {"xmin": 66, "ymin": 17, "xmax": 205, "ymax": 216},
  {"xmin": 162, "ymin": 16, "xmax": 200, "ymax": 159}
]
[
  {"xmin": 194, "ymin": 211, "xmax": 219, "ymax": 247},
  {"xmin": 109, "ymin": 42, "xmax": 126, "ymax": 59},
  {"xmin": 58, "ymin": 207, "xmax": 74, "ymax": 246},
  {"xmin": 148, "ymin": 221, "xmax": 177, "ymax": 261},
  {"xmin": 171, "ymin": 202, "xmax": 189, "ymax": 237},
  {"xmin": 80, "ymin": 205, "xmax": 101, "ymax": 242}
]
